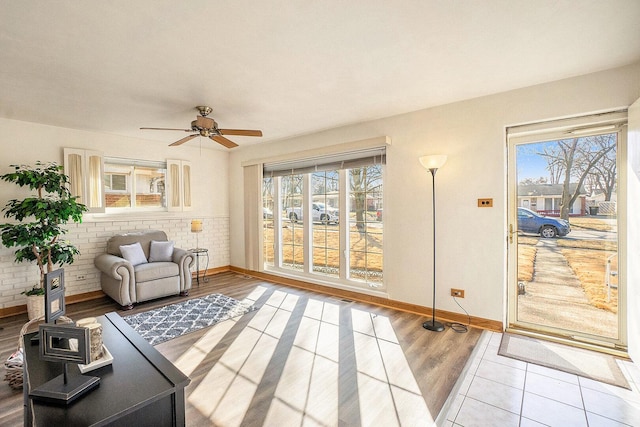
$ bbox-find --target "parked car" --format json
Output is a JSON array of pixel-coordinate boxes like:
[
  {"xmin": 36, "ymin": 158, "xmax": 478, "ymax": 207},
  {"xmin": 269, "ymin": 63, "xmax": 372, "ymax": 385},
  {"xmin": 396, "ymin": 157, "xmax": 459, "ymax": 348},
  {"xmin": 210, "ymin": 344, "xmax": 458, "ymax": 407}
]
[
  {"xmin": 517, "ymin": 207, "xmax": 570, "ymax": 238},
  {"xmin": 285, "ymin": 202, "xmax": 339, "ymax": 224},
  {"xmin": 263, "ymin": 207, "xmax": 273, "ymax": 219}
]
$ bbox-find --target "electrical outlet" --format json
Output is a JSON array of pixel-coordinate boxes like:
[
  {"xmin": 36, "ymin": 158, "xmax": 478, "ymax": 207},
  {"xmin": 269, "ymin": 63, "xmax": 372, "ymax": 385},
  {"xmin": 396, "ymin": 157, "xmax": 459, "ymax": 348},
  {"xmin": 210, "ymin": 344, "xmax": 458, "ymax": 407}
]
[
  {"xmin": 451, "ymin": 288, "xmax": 465, "ymax": 298},
  {"xmin": 477, "ymin": 198, "xmax": 493, "ymax": 207},
  {"xmin": 77, "ymin": 275, "xmax": 86, "ymax": 280}
]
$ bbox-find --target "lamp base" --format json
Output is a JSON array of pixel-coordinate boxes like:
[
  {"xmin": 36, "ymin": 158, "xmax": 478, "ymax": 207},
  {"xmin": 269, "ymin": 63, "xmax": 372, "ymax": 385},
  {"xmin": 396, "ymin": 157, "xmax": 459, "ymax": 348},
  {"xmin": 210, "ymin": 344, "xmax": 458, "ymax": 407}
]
[{"xmin": 423, "ymin": 319, "xmax": 445, "ymax": 332}]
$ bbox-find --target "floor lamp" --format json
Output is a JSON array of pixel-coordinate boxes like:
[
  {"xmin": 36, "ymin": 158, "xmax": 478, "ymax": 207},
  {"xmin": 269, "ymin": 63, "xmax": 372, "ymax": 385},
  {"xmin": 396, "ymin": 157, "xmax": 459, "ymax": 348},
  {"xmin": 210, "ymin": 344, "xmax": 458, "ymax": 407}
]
[{"xmin": 419, "ymin": 154, "xmax": 448, "ymax": 332}]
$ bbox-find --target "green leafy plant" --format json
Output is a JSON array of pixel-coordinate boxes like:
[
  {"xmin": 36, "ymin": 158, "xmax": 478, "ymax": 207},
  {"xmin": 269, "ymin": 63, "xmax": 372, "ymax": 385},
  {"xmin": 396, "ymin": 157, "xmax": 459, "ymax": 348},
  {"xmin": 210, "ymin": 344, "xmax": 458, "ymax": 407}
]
[{"xmin": 0, "ymin": 162, "xmax": 88, "ymax": 296}]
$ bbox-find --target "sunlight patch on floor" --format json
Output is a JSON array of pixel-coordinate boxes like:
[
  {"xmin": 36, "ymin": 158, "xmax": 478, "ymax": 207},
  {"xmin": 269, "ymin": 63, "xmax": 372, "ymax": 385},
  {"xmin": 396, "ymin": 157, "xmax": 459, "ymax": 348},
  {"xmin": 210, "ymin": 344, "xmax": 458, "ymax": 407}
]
[
  {"xmin": 352, "ymin": 308, "xmax": 433, "ymax": 426},
  {"xmin": 186, "ymin": 289, "xmax": 434, "ymax": 426},
  {"xmin": 173, "ymin": 285, "xmax": 269, "ymax": 377},
  {"xmin": 172, "ymin": 318, "xmax": 236, "ymax": 376},
  {"xmin": 188, "ymin": 288, "xmax": 296, "ymax": 426},
  {"xmin": 267, "ymin": 299, "xmax": 340, "ymax": 426}
]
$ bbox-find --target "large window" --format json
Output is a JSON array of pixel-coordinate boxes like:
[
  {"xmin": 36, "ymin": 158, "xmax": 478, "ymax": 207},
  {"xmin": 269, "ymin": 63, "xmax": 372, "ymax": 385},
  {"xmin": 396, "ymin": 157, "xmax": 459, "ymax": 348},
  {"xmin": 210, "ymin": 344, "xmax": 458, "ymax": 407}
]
[
  {"xmin": 348, "ymin": 165, "xmax": 383, "ymax": 285},
  {"xmin": 104, "ymin": 158, "xmax": 166, "ymax": 210},
  {"xmin": 64, "ymin": 148, "xmax": 191, "ymax": 214},
  {"xmin": 262, "ymin": 147, "xmax": 385, "ymax": 290},
  {"xmin": 281, "ymin": 173, "xmax": 305, "ymax": 271},
  {"xmin": 312, "ymin": 170, "xmax": 340, "ymax": 278},
  {"xmin": 263, "ymin": 176, "xmax": 275, "ymax": 267}
]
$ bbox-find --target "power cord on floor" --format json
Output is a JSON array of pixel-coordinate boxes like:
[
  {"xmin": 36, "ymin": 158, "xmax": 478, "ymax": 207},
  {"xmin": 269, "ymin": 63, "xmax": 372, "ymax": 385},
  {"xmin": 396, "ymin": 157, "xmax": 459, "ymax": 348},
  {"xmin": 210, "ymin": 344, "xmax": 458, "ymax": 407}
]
[{"xmin": 448, "ymin": 295, "xmax": 470, "ymax": 333}]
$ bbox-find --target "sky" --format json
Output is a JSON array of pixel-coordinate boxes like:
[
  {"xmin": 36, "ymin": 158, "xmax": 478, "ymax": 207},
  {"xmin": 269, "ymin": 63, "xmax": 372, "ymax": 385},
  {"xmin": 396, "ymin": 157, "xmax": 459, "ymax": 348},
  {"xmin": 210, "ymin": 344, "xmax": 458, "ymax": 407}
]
[{"xmin": 516, "ymin": 142, "xmax": 554, "ymax": 182}]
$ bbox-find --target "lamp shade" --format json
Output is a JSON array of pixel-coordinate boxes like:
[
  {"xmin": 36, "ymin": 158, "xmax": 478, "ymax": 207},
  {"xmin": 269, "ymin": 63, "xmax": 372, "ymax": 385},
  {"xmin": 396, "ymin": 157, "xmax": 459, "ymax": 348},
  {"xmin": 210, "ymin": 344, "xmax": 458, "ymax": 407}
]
[
  {"xmin": 190, "ymin": 219, "xmax": 203, "ymax": 233},
  {"xmin": 419, "ymin": 155, "xmax": 447, "ymax": 170}
]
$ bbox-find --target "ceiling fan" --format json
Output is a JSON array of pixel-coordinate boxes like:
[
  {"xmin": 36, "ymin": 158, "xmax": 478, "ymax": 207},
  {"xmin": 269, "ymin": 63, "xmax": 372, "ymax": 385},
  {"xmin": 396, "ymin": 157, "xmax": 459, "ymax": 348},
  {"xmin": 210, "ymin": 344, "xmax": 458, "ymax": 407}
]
[{"xmin": 140, "ymin": 106, "xmax": 262, "ymax": 148}]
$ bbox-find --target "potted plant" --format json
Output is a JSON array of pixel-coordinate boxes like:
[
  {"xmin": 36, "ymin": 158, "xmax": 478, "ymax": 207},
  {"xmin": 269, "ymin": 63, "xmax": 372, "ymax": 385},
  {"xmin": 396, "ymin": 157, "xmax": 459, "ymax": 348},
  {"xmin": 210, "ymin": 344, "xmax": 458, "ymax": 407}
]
[{"xmin": 0, "ymin": 161, "xmax": 87, "ymax": 319}]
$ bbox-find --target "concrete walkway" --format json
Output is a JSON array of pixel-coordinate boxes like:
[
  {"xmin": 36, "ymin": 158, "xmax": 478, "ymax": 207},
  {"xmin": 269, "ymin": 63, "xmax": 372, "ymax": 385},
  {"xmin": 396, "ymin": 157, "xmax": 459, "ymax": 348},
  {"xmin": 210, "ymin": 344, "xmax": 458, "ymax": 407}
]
[{"xmin": 517, "ymin": 239, "xmax": 618, "ymax": 339}]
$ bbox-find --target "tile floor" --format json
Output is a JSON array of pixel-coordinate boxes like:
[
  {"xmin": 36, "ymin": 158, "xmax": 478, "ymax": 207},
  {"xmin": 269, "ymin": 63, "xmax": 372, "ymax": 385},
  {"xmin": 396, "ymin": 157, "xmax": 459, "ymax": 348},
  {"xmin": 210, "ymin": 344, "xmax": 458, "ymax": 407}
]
[{"xmin": 442, "ymin": 331, "xmax": 640, "ymax": 426}]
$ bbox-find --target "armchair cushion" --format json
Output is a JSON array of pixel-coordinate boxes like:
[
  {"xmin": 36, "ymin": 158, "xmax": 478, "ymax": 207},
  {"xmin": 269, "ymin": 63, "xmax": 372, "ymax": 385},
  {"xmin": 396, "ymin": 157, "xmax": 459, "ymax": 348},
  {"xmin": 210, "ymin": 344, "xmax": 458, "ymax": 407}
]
[
  {"xmin": 119, "ymin": 242, "xmax": 148, "ymax": 266},
  {"xmin": 135, "ymin": 261, "xmax": 179, "ymax": 282},
  {"xmin": 149, "ymin": 240, "xmax": 175, "ymax": 262}
]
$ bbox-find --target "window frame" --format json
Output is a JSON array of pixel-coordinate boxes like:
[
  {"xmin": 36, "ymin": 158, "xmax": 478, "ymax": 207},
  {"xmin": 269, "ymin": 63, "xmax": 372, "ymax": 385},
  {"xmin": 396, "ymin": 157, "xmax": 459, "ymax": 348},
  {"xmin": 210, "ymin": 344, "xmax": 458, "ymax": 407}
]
[
  {"xmin": 104, "ymin": 173, "xmax": 128, "ymax": 192},
  {"xmin": 64, "ymin": 148, "xmax": 192, "ymax": 214},
  {"xmin": 261, "ymin": 144, "xmax": 386, "ymax": 292},
  {"xmin": 103, "ymin": 157, "xmax": 167, "ymax": 212}
]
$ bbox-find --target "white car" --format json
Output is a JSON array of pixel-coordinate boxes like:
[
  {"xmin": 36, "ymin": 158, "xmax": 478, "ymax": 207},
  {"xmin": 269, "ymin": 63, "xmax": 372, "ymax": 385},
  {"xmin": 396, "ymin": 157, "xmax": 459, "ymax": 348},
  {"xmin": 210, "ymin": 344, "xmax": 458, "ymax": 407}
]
[{"xmin": 286, "ymin": 202, "xmax": 339, "ymax": 224}]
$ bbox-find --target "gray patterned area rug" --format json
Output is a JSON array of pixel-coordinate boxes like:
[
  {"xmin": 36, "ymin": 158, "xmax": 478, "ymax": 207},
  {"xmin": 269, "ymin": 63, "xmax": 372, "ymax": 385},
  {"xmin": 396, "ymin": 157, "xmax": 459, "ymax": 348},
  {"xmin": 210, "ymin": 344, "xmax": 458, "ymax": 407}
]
[{"xmin": 121, "ymin": 294, "xmax": 255, "ymax": 345}]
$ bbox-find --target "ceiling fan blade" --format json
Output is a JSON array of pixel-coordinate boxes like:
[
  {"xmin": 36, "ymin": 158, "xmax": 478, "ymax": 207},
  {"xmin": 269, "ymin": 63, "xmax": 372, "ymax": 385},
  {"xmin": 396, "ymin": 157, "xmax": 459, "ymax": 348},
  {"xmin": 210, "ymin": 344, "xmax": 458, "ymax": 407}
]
[
  {"xmin": 170, "ymin": 134, "xmax": 198, "ymax": 146},
  {"xmin": 210, "ymin": 135, "xmax": 238, "ymax": 148},
  {"xmin": 219, "ymin": 129, "xmax": 263, "ymax": 137},
  {"xmin": 141, "ymin": 127, "xmax": 192, "ymax": 132}
]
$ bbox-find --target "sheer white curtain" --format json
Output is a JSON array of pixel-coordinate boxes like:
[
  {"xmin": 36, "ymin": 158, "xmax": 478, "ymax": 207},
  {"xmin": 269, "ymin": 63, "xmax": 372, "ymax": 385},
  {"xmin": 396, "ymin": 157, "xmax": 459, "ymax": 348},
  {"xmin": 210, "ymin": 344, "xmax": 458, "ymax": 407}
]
[
  {"xmin": 243, "ymin": 163, "xmax": 262, "ymax": 271},
  {"xmin": 170, "ymin": 163, "xmax": 180, "ymax": 207},
  {"xmin": 68, "ymin": 154, "xmax": 84, "ymax": 204},
  {"xmin": 88, "ymin": 155, "xmax": 102, "ymax": 208},
  {"xmin": 183, "ymin": 164, "xmax": 191, "ymax": 208}
]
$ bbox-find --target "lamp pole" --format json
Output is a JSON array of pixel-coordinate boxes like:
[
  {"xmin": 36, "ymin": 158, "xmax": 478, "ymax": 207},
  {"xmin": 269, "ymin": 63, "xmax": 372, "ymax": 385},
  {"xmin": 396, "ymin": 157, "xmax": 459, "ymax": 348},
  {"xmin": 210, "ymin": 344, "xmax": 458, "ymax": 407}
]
[{"xmin": 419, "ymin": 155, "xmax": 447, "ymax": 332}]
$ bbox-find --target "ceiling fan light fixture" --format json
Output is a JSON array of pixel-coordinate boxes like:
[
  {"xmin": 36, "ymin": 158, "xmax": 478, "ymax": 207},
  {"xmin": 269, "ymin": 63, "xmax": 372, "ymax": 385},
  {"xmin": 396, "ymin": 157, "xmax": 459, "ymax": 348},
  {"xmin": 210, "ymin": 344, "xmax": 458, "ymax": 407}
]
[{"xmin": 141, "ymin": 105, "xmax": 262, "ymax": 148}]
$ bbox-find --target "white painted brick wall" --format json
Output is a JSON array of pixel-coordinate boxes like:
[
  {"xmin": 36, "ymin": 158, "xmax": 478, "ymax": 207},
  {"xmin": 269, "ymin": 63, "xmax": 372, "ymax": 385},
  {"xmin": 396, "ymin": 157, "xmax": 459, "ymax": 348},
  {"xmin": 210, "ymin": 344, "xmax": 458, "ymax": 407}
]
[{"xmin": 0, "ymin": 216, "xmax": 230, "ymax": 310}]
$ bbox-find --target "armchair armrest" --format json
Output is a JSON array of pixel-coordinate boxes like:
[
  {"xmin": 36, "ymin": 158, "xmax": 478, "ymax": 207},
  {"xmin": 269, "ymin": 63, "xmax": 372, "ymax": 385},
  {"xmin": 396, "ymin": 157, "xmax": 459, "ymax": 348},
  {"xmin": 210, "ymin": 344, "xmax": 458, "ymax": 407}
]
[
  {"xmin": 94, "ymin": 253, "xmax": 136, "ymax": 306},
  {"xmin": 172, "ymin": 248, "xmax": 195, "ymax": 291},
  {"xmin": 95, "ymin": 253, "xmax": 134, "ymax": 279}
]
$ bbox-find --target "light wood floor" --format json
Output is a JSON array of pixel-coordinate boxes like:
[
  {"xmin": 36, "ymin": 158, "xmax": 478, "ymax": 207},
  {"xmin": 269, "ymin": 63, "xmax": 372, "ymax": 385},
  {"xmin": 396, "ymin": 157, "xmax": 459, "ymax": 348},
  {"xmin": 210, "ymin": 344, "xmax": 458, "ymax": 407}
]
[{"xmin": 0, "ymin": 272, "xmax": 481, "ymax": 426}]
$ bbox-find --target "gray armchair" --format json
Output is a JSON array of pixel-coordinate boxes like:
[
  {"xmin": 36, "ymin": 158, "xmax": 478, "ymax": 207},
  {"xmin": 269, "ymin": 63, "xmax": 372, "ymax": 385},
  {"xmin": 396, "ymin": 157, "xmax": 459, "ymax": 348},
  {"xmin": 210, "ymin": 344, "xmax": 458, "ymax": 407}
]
[{"xmin": 94, "ymin": 230, "xmax": 195, "ymax": 309}]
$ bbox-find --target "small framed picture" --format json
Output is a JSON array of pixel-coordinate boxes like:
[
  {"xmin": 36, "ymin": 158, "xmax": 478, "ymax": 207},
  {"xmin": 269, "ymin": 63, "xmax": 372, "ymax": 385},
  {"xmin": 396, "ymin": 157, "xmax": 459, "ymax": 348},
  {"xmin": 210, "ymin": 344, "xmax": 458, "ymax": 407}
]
[
  {"xmin": 39, "ymin": 324, "xmax": 91, "ymax": 365},
  {"xmin": 45, "ymin": 269, "xmax": 65, "ymax": 323}
]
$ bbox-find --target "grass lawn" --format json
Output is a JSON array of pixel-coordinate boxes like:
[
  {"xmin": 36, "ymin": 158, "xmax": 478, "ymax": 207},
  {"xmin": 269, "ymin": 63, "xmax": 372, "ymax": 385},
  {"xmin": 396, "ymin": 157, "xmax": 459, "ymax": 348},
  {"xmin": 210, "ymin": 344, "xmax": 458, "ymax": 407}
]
[
  {"xmin": 266, "ymin": 214, "xmax": 618, "ymax": 313},
  {"xmin": 517, "ymin": 236, "xmax": 538, "ymax": 282},
  {"xmin": 559, "ymin": 239, "xmax": 618, "ymax": 313},
  {"xmin": 263, "ymin": 220, "xmax": 383, "ymax": 283},
  {"xmin": 569, "ymin": 217, "xmax": 614, "ymax": 232}
]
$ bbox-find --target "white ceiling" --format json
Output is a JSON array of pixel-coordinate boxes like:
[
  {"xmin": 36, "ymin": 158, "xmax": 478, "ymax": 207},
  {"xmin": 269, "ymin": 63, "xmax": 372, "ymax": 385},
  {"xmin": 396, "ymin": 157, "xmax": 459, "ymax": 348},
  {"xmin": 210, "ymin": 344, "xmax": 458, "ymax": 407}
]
[{"xmin": 1, "ymin": 1, "xmax": 639, "ymax": 148}]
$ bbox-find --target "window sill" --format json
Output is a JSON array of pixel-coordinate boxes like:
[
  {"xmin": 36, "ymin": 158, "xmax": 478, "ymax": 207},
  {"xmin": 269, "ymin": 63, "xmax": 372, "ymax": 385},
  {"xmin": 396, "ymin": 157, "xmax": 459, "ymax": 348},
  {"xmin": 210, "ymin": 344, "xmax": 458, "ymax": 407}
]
[{"xmin": 263, "ymin": 266, "xmax": 388, "ymax": 299}]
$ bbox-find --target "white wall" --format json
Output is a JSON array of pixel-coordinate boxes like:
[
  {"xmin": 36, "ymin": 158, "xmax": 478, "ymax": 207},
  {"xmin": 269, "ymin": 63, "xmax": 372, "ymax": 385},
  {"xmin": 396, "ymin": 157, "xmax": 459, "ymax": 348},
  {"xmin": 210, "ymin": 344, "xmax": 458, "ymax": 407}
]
[
  {"xmin": 229, "ymin": 62, "xmax": 640, "ymax": 323},
  {"xmin": 0, "ymin": 120, "xmax": 230, "ymax": 309}
]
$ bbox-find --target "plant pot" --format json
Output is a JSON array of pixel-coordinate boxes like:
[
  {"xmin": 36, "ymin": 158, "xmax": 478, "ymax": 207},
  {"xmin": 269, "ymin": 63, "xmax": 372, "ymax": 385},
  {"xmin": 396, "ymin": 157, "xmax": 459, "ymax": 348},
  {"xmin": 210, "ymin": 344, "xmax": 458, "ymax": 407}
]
[{"xmin": 26, "ymin": 294, "xmax": 45, "ymax": 320}]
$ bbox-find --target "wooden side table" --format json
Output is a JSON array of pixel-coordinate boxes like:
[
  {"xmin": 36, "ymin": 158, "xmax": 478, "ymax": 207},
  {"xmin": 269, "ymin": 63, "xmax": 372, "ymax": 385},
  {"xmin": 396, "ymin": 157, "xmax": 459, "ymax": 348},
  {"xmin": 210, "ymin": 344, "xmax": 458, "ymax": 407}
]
[{"xmin": 189, "ymin": 248, "xmax": 209, "ymax": 285}]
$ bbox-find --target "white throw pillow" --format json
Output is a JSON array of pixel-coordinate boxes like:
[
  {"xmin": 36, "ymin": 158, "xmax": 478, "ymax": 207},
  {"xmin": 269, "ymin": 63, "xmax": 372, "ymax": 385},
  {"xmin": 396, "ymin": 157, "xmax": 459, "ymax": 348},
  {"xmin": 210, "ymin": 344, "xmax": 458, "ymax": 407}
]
[
  {"xmin": 149, "ymin": 240, "xmax": 175, "ymax": 262},
  {"xmin": 119, "ymin": 242, "xmax": 148, "ymax": 266}
]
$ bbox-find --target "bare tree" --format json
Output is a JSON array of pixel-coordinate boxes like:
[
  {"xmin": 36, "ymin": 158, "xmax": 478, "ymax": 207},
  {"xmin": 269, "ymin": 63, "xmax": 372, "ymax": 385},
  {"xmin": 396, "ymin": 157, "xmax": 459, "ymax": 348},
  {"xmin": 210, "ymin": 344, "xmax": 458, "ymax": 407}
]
[
  {"xmin": 538, "ymin": 144, "xmax": 564, "ymax": 184},
  {"xmin": 281, "ymin": 174, "xmax": 304, "ymax": 210},
  {"xmin": 262, "ymin": 176, "xmax": 274, "ymax": 209},
  {"xmin": 350, "ymin": 165, "xmax": 382, "ymax": 234},
  {"xmin": 539, "ymin": 134, "xmax": 616, "ymax": 219},
  {"xmin": 585, "ymin": 137, "xmax": 617, "ymax": 201}
]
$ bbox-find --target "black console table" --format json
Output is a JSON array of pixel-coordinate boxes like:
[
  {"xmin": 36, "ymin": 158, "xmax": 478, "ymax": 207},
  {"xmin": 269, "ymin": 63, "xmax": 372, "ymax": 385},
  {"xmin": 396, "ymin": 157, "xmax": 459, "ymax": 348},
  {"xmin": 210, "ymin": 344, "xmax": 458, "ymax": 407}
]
[{"xmin": 23, "ymin": 312, "xmax": 190, "ymax": 426}]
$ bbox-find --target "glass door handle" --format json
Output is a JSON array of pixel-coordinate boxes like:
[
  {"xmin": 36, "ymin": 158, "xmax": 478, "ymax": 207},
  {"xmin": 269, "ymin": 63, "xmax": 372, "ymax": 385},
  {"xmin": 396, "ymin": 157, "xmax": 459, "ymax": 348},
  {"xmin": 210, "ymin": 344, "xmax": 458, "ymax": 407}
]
[{"xmin": 509, "ymin": 224, "xmax": 515, "ymax": 243}]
